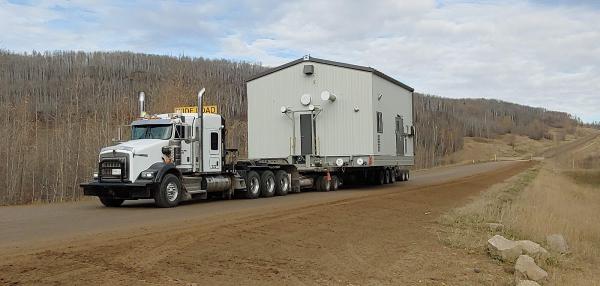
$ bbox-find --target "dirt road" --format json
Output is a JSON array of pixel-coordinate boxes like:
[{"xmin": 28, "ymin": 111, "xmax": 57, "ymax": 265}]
[{"xmin": 0, "ymin": 161, "xmax": 532, "ymax": 285}]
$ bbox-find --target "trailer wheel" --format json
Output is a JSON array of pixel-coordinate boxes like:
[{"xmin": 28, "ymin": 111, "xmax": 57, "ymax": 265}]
[
  {"xmin": 99, "ymin": 197, "xmax": 124, "ymax": 207},
  {"xmin": 154, "ymin": 174, "xmax": 181, "ymax": 208},
  {"xmin": 260, "ymin": 171, "xmax": 276, "ymax": 197},
  {"xmin": 384, "ymin": 169, "xmax": 391, "ymax": 184},
  {"xmin": 331, "ymin": 175, "xmax": 340, "ymax": 191},
  {"xmin": 390, "ymin": 169, "xmax": 397, "ymax": 183},
  {"xmin": 406, "ymin": 171, "xmax": 410, "ymax": 181},
  {"xmin": 245, "ymin": 171, "xmax": 261, "ymax": 199},
  {"xmin": 376, "ymin": 170, "xmax": 385, "ymax": 185},
  {"xmin": 316, "ymin": 176, "xmax": 332, "ymax": 192},
  {"xmin": 274, "ymin": 170, "xmax": 290, "ymax": 196}
]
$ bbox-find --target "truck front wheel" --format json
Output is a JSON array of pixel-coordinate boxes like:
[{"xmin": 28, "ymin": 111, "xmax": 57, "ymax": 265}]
[
  {"xmin": 154, "ymin": 174, "xmax": 182, "ymax": 208},
  {"xmin": 99, "ymin": 197, "xmax": 124, "ymax": 207}
]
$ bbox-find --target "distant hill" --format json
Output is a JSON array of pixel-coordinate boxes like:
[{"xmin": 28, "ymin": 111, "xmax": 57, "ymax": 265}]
[
  {"xmin": 414, "ymin": 94, "xmax": 577, "ymax": 168},
  {"xmin": 0, "ymin": 51, "xmax": 579, "ymax": 204}
]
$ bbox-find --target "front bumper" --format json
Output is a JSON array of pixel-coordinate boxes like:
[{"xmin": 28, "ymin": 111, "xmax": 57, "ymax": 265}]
[{"xmin": 80, "ymin": 180, "xmax": 157, "ymax": 199}]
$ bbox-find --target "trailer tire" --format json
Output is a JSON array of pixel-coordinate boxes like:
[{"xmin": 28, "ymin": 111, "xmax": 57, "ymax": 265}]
[
  {"xmin": 390, "ymin": 169, "xmax": 396, "ymax": 183},
  {"xmin": 376, "ymin": 170, "xmax": 385, "ymax": 185},
  {"xmin": 384, "ymin": 169, "xmax": 391, "ymax": 184},
  {"xmin": 260, "ymin": 171, "xmax": 276, "ymax": 197},
  {"xmin": 99, "ymin": 197, "xmax": 124, "ymax": 207},
  {"xmin": 154, "ymin": 174, "xmax": 181, "ymax": 208},
  {"xmin": 406, "ymin": 171, "xmax": 410, "ymax": 181},
  {"xmin": 316, "ymin": 176, "xmax": 332, "ymax": 192},
  {"xmin": 244, "ymin": 171, "xmax": 261, "ymax": 199},
  {"xmin": 274, "ymin": 170, "xmax": 290, "ymax": 196},
  {"xmin": 331, "ymin": 175, "xmax": 340, "ymax": 191}
]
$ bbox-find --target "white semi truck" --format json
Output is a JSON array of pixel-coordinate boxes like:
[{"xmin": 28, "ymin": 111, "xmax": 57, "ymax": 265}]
[{"xmin": 81, "ymin": 57, "xmax": 415, "ymax": 207}]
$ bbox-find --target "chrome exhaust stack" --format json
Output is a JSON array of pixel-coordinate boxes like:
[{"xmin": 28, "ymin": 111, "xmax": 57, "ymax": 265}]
[
  {"xmin": 138, "ymin": 91, "xmax": 145, "ymax": 117},
  {"xmin": 197, "ymin": 88, "xmax": 206, "ymax": 172}
]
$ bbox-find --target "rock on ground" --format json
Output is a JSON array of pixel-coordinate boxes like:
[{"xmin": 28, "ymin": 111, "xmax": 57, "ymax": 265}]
[
  {"xmin": 516, "ymin": 240, "xmax": 549, "ymax": 260},
  {"xmin": 515, "ymin": 255, "xmax": 548, "ymax": 283},
  {"xmin": 487, "ymin": 235, "xmax": 522, "ymax": 262},
  {"xmin": 546, "ymin": 234, "xmax": 569, "ymax": 254},
  {"xmin": 517, "ymin": 280, "xmax": 541, "ymax": 286}
]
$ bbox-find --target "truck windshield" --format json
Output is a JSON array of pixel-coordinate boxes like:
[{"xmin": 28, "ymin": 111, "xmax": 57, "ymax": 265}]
[{"xmin": 132, "ymin": 125, "xmax": 173, "ymax": 140}]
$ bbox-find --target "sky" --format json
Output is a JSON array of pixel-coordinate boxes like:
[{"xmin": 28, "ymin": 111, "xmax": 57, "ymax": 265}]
[{"xmin": 1, "ymin": 0, "xmax": 599, "ymax": 122}]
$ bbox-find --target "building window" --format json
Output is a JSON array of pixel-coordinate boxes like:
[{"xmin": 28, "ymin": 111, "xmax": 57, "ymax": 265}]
[
  {"xmin": 376, "ymin": 112, "xmax": 383, "ymax": 133},
  {"xmin": 211, "ymin": 132, "xmax": 219, "ymax": 150}
]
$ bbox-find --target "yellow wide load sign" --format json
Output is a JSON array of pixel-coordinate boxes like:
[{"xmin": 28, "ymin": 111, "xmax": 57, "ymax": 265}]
[{"xmin": 174, "ymin": 106, "xmax": 218, "ymax": 114}]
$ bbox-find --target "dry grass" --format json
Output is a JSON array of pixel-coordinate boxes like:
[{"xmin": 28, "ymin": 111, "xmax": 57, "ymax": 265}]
[
  {"xmin": 503, "ymin": 167, "xmax": 600, "ymax": 285},
  {"xmin": 438, "ymin": 166, "xmax": 540, "ymax": 251},
  {"xmin": 443, "ymin": 134, "xmax": 555, "ymax": 165},
  {"xmin": 440, "ymin": 165, "xmax": 600, "ymax": 285},
  {"xmin": 440, "ymin": 132, "xmax": 600, "ymax": 285}
]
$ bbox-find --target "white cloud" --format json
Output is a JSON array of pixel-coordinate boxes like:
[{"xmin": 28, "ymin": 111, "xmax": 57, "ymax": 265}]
[
  {"xmin": 0, "ymin": 0, "xmax": 598, "ymax": 122},
  {"xmin": 231, "ymin": 0, "xmax": 600, "ymax": 122}
]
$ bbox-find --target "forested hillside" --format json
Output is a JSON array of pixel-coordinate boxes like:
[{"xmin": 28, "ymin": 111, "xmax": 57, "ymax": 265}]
[
  {"xmin": 414, "ymin": 94, "xmax": 577, "ymax": 168},
  {"xmin": 0, "ymin": 51, "xmax": 578, "ymax": 205}
]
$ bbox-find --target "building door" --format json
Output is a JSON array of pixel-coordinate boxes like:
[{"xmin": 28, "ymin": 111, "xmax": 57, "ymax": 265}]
[
  {"xmin": 300, "ymin": 114, "xmax": 313, "ymax": 155},
  {"xmin": 395, "ymin": 116, "xmax": 405, "ymax": 156}
]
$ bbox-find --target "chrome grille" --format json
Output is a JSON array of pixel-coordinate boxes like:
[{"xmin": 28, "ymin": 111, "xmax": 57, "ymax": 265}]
[{"xmin": 99, "ymin": 152, "xmax": 129, "ymax": 182}]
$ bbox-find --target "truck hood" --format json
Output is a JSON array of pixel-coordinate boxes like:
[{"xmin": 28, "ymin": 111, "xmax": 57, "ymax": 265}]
[{"xmin": 102, "ymin": 139, "xmax": 168, "ymax": 156}]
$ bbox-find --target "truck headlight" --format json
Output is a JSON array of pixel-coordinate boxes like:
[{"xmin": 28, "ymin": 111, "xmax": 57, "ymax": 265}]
[
  {"xmin": 141, "ymin": 171, "xmax": 156, "ymax": 179},
  {"xmin": 93, "ymin": 172, "xmax": 99, "ymax": 179}
]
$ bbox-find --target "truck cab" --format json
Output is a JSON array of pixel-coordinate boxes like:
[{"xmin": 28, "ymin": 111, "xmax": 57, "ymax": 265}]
[{"xmin": 81, "ymin": 108, "xmax": 229, "ymax": 207}]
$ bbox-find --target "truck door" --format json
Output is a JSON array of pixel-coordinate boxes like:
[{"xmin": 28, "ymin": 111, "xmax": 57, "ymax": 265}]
[
  {"xmin": 175, "ymin": 124, "xmax": 193, "ymax": 172},
  {"xmin": 395, "ymin": 116, "xmax": 405, "ymax": 156},
  {"xmin": 300, "ymin": 114, "xmax": 313, "ymax": 155},
  {"xmin": 206, "ymin": 129, "xmax": 222, "ymax": 172}
]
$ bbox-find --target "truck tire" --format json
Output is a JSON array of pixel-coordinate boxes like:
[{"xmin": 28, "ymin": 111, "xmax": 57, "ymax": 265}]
[
  {"xmin": 384, "ymin": 169, "xmax": 391, "ymax": 184},
  {"xmin": 376, "ymin": 170, "xmax": 385, "ymax": 185},
  {"xmin": 406, "ymin": 171, "xmax": 410, "ymax": 181},
  {"xmin": 316, "ymin": 176, "xmax": 331, "ymax": 192},
  {"xmin": 99, "ymin": 197, "xmax": 124, "ymax": 207},
  {"xmin": 331, "ymin": 175, "xmax": 340, "ymax": 191},
  {"xmin": 260, "ymin": 171, "xmax": 276, "ymax": 197},
  {"xmin": 245, "ymin": 171, "xmax": 261, "ymax": 199},
  {"xmin": 154, "ymin": 174, "xmax": 182, "ymax": 208},
  {"xmin": 274, "ymin": 170, "xmax": 290, "ymax": 196},
  {"xmin": 390, "ymin": 169, "xmax": 396, "ymax": 183}
]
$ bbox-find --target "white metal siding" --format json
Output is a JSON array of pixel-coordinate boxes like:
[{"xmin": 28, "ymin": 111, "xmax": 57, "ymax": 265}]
[
  {"xmin": 247, "ymin": 61, "xmax": 373, "ymax": 159},
  {"xmin": 371, "ymin": 74, "xmax": 414, "ymax": 157}
]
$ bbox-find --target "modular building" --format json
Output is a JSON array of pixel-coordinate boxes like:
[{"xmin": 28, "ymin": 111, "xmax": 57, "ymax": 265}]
[{"xmin": 246, "ymin": 56, "xmax": 415, "ymax": 168}]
